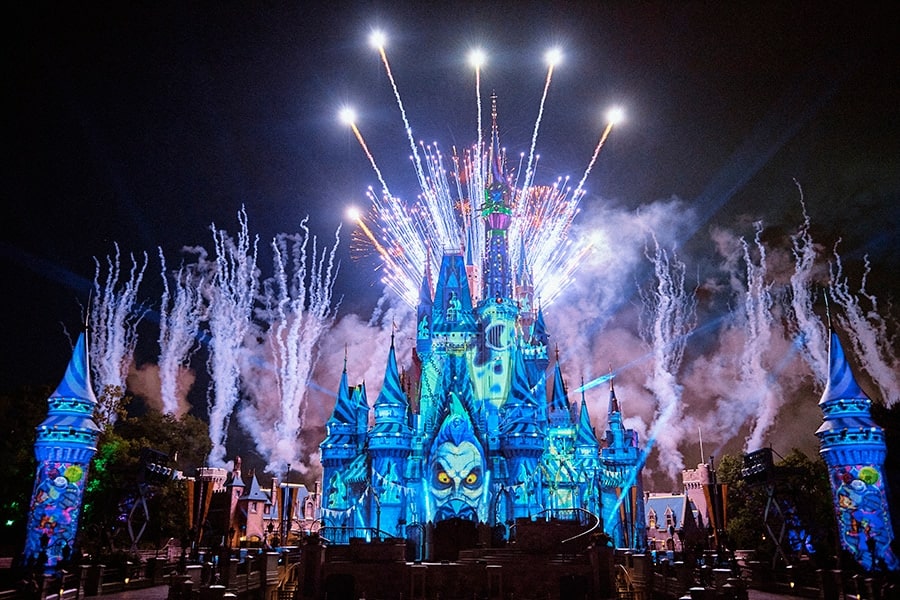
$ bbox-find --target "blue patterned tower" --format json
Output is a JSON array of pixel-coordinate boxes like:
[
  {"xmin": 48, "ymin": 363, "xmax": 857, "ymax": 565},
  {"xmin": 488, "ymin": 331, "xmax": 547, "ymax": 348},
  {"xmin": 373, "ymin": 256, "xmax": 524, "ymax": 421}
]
[
  {"xmin": 481, "ymin": 96, "xmax": 513, "ymax": 303},
  {"xmin": 500, "ymin": 348, "xmax": 546, "ymax": 518},
  {"xmin": 600, "ymin": 379, "xmax": 646, "ymax": 549},
  {"xmin": 575, "ymin": 390, "xmax": 601, "ymax": 516},
  {"xmin": 816, "ymin": 330, "xmax": 899, "ymax": 571},
  {"xmin": 24, "ymin": 332, "xmax": 101, "ymax": 571},
  {"xmin": 369, "ymin": 335, "xmax": 413, "ymax": 535},
  {"xmin": 320, "ymin": 362, "xmax": 362, "ymax": 527},
  {"xmin": 320, "ymin": 99, "xmax": 647, "ymax": 553}
]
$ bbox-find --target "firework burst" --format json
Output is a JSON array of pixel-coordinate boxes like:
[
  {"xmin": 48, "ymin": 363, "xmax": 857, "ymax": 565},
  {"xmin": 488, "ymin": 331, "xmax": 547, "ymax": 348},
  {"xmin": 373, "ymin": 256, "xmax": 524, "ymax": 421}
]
[{"xmin": 344, "ymin": 33, "xmax": 621, "ymax": 306}]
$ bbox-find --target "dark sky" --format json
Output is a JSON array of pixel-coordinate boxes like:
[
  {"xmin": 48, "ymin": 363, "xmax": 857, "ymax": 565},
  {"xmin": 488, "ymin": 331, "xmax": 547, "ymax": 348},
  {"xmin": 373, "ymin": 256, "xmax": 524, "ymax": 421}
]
[{"xmin": 3, "ymin": 1, "xmax": 898, "ymax": 400}]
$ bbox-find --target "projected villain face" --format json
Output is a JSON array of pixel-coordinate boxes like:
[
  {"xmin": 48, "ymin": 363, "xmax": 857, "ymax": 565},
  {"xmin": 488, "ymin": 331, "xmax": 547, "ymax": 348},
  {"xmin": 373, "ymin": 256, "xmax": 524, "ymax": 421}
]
[{"xmin": 428, "ymin": 413, "xmax": 486, "ymax": 522}]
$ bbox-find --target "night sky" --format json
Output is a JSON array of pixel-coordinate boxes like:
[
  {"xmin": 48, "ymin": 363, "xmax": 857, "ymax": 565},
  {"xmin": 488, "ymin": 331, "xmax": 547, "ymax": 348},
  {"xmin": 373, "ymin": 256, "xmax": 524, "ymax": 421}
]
[{"xmin": 4, "ymin": 3, "xmax": 898, "ymax": 480}]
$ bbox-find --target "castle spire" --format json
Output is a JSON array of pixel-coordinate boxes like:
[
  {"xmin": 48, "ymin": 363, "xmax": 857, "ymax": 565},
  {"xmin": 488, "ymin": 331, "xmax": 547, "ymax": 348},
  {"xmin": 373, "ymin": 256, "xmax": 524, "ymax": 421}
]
[
  {"xmin": 481, "ymin": 93, "xmax": 513, "ymax": 301},
  {"xmin": 576, "ymin": 390, "xmax": 599, "ymax": 447},
  {"xmin": 24, "ymin": 330, "xmax": 101, "ymax": 571},
  {"xmin": 329, "ymin": 361, "xmax": 355, "ymax": 425},
  {"xmin": 608, "ymin": 370, "xmax": 620, "ymax": 414},
  {"xmin": 816, "ymin": 329, "xmax": 899, "ymax": 571}
]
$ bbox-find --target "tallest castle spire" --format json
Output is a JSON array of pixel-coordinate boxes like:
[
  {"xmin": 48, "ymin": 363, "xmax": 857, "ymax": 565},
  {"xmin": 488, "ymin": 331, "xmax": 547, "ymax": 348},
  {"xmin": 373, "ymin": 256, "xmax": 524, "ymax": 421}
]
[
  {"xmin": 24, "ymin": 331, "xmax": 101, "ymax": 571},
  {"xmin": 481, "ymin": 93, "xmax": 513, "ymax": 301}
]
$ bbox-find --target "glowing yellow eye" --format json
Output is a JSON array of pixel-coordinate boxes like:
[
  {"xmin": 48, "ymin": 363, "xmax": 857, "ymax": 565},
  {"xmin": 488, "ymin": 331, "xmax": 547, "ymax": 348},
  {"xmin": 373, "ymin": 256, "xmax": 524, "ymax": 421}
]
[
  {"xmin": 437, "ymin": 471, "xmax": 451, "ymax": 484},
  {"xmin": 465, "ymin": 472, "xmax": 478, "ymax": 485}
]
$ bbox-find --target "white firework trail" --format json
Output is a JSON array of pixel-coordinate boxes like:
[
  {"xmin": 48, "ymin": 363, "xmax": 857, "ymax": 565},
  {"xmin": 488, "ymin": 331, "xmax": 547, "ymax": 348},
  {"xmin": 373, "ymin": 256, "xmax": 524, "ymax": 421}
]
[
  {"xmin": 741, "ymin": 223, "xmax": 782, "ymax": 451},
  {"xmin": 203, "ymin": 207, "xmax": 260, "ymax": 466},
  {"xmin": 374, "ymin": 36, "xmax": 459, "ymax": 248},
  {"xmin": 787, "ymin": 187, "xmax": 828, "ymax": 387},
  {"xmin": 239, "ymin": 219, "xmax": 341, "ymax": 475},
  {"xmin": 347, "ymin": 44, "xmax": 611, "ymax": 309},
  {"xmin": 89, "ymin": 243, "xmax": 148, "ymax": 429},
  {"xmin": 639, "ymin": 236, "xmax": 696, "ymax": 481},
  {"xmin": 157, "ymin": 248, "xmax": 205, "ymax": 416},
  {"xmin": 829, "ymin": 251, "xmax": 900, "ymax": 406},
  {"xmin": 519, "ymin": 53, "xmax": 559, "ymax": 202}
]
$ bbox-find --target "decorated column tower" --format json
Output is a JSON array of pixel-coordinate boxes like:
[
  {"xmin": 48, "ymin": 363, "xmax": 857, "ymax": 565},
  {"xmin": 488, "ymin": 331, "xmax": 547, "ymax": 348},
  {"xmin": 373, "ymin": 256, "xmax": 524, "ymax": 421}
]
[
  {"xmin": 816, "ymin": 330, "xmax": 899, "ymax": 571},
  {"xmin": 23, "ymin": 332, "xmax": 101, "ymax": 571}
]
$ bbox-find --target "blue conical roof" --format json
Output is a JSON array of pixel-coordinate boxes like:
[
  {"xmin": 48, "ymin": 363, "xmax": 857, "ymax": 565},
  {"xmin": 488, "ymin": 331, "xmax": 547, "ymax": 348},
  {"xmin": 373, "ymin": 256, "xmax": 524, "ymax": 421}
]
[
  {"xmin": 35, "ymin": 331, "xmax": 100, "ymax": 460},
  {"xmin": 820, "ymin": 331, "xmax": 869, "ymax": 405},
  {"xmin": 508, "ymin": 346, "xmax": 539, "ymax": 412},
  {"xmin": 531, "ymin": 306, "xmax": 549, "ymax": 346},
  {"xmin": 576, "ymin": 395, "xmax": 599, "ymax": 447},
  {"xmin": 51, "ymin": 332, "xmax": 98, "ymax": 404},
  {"xmin": 374, "ymin": 338, "xmax": 406, "ymax": 410},
  {"xmin": 549, "ymin": 361, "xmax": 568, "ymax": 413},
  {"xmin": 239, "ymin": 472, "xmax": 269, "ymax": 502},
  {"xmin": 329, "ymin": 366, "xmax": 355, "ymax": 424}
]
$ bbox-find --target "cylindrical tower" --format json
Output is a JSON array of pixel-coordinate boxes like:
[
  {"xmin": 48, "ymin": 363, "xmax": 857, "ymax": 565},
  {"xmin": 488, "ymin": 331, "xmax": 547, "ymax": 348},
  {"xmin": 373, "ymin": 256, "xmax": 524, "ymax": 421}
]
[
  {"xmin": 23, "ymin": 332, "xmax": 101, "ymax": 572},
  {"xmin": 816, "ymin": 331, "xmax": 899, "ymax": 572}
]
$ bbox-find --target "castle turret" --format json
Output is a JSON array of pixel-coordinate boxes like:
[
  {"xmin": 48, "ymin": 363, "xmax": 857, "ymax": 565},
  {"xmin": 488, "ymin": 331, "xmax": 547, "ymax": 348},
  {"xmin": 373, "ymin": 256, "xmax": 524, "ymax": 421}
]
[
  {"xmin": 481, "ymin": 95, "xmax": 513, "ymax": 302},
  {"xmin": 24, "ymin": 332, "xmax": 101, "ymax": 571},
  {"xmin": 574, "ymin": 390, "xmax": 601, "ymax": 515},
  {"xmin": 370, "ymin": 335, "xmax": 413, "ymax": 535},
  {"xmin": 548, "ymin": 356, "xmax": 573, "ymax": 428},
  {"xmin": 816, "ymin": 330, "xmax": 899, "ymax": 571},
  {"xmin": 417, "ymin": 259, "xmax": 434, "ymax": 356},
  {"xmin": 500, "ymin": 347, "xmax": 545, "ymax": 483},
  {"xmin": 600, "ymin": 377, "xmax": 646, "ymax": 549},
  {"xmin": 320, "ymin": 362, "xmax": 363, "ymax": 523},
  {"xmin": 225, "ymin": 457, "xmax": 246, "ymax": 545}
]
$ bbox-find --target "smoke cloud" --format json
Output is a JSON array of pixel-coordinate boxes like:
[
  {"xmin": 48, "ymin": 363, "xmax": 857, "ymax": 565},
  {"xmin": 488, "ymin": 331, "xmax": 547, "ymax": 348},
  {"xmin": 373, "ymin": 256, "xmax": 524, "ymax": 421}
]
[{"xmin": 83, "ymin": 191, "xmax": 897, "ymax": 489}]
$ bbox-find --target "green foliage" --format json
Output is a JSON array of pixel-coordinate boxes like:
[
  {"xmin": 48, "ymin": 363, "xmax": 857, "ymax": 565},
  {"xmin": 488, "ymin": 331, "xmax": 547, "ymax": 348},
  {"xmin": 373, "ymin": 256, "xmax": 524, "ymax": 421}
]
[
  {"xmin": 717, "ymin": 449, "xmax": 836, "ymax": 565},
  {"xmin": 0, "ymin": 386, "xmax": 50, "ymax": 555},
  {"xmin": 81, "ymin": 408, "xmax": 211, "ymax": 555},
  {"xmin": 95, "ymin": 384, "xmax": 129, "ymax": 432}
]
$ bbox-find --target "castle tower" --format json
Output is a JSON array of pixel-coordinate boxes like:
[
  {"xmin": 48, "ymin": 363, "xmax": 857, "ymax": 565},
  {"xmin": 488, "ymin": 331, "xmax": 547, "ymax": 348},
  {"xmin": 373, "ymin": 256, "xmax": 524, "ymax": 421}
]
[
  {"xmin": 416, "ymin": 259, "xmax": 434, "ymax": 356},
  {"xmin": 225, "ymin": 457, "xmax": 245, "ymax": 546},
  {"xmin": 815, "ymin": 330, "xmax": 899, "ymax": 571},
  {"xmin": 369, "ymin": 334, "xmax": 413, "ymax": 535},
  {"xmin": 514, "ymin": 237, "xmax": 535, "ymax": 326},
  {"xmin": 500, "ymin": 347, "xmax": 545, "ymax": 518},
  {"xmin": 574, "ymin": 390, "xmax": 602, "ymax": 516},
  {"xmin": 548, "ymin": 356, "xmax": 573, "ymax": 428},
  {"xmin": 320, "ymin": 363, "xmax": 362, "ymax": 526},
  {"xmin": 238, "ymin": 472, "xmax": 270, "ymax": 543},
  {"xmin": 600, "ymin": 378, "xmax": 646, "ymax": 549},
  {"xmin": 481, "ymin": 95, "xmax": 513, "ymax": 302},
  {"xmin": 24, "ymin": 332, "xmax": 101, "ymax": 571}
]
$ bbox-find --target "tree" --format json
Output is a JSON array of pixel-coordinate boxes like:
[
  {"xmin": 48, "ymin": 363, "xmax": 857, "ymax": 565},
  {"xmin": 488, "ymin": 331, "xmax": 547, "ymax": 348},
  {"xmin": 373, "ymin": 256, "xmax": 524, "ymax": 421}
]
[
  {"xmin": 81, "ymin": 407, "xmax": 211, "ymax": 557},
  {"xmin": 0, "ymin": 386, "xmax": 50, "ymax": 556},
  {"xmin": 716, "ymin": 449, "xmax": 835, "ymax": 566}
]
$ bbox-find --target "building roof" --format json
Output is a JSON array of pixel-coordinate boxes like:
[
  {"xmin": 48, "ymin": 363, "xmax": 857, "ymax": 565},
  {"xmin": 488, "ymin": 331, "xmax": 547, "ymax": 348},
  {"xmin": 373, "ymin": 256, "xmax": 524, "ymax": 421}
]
[
  {"xmin": 239, "ymin": 472, "xmax": 270, "ymax": 502},
  {"xmin": 644, "ymin": 493, "xmax": 695, "ymax": 530},
  {"xmin": 820, "ymin": 330, "xmax": 869, "ymax": 405}
]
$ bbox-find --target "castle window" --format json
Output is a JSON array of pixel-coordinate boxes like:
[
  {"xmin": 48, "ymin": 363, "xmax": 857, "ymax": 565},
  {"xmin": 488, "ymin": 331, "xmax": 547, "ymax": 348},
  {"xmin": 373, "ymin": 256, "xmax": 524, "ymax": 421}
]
[
  {"xmin": 251, "ymin": 501, "xmax": 258, "ymax": 514},
  {"xmin": 665, "ymin": 507, "xmax": 675, "ymax": 529},
  {"xmin": 648, "ymin": 509, "xmax": 657, "ymax": 529}
]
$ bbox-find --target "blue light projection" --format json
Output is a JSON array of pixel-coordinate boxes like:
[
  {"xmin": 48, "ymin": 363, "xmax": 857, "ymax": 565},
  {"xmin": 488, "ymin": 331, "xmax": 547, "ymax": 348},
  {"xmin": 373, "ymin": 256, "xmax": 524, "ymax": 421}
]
[
  {"xmin": 320, "ymin": 161, "xmax": 646, "ymax": 552},
  {"xmin": 24, "ymin": 333, "xmax": 100, "ymax": 572},
  {"xmin": 816, "ymin": 331, "xmax": 899, "ymax": 572}
]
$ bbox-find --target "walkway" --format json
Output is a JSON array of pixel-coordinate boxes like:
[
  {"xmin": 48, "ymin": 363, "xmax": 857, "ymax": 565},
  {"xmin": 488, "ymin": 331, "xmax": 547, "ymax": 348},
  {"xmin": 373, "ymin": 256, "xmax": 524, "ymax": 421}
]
[
  {"xmin": 80, "ymin": 584, "xmax": 802, "ymax": 600},
  {"xmin": 82, "ymin": 584, "xmax": 169, "ymax": 600}
]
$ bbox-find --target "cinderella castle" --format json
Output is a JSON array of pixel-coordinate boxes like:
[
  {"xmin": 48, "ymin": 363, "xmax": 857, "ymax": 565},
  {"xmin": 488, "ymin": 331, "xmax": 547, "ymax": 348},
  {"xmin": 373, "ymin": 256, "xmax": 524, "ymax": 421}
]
[{"xmin": 320, "ymin": 101, "xmax": 646, "ymax": 554}]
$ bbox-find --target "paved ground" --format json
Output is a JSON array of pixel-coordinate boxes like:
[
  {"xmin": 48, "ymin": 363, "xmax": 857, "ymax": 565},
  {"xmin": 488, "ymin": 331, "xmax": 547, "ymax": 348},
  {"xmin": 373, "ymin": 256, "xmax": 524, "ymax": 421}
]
[
  {"xmin": 81, "ymin": 583, "xmax": 802, "ymax": 600},
  {"xmin": 83, "ymin": 584, "xmax": 169, "ymax": 600}
]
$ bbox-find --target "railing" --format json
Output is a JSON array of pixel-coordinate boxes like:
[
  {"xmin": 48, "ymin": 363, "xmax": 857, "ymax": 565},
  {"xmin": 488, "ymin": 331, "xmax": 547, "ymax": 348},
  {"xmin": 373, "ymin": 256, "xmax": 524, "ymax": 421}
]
[
  {"xmin": 319, "ymin": 526, "xmax": 398, "ymax": 545},
  {"xmin": 529, "ymin": 507, "xmax": 597, "ymax": 525}
]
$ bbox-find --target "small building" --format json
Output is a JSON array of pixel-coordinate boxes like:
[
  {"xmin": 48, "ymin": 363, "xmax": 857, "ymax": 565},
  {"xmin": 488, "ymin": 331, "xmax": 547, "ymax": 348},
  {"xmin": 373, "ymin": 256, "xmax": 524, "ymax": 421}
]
[{"xmin": 644, "ymin": 492, "xmax": 703, "ymax": 552}]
